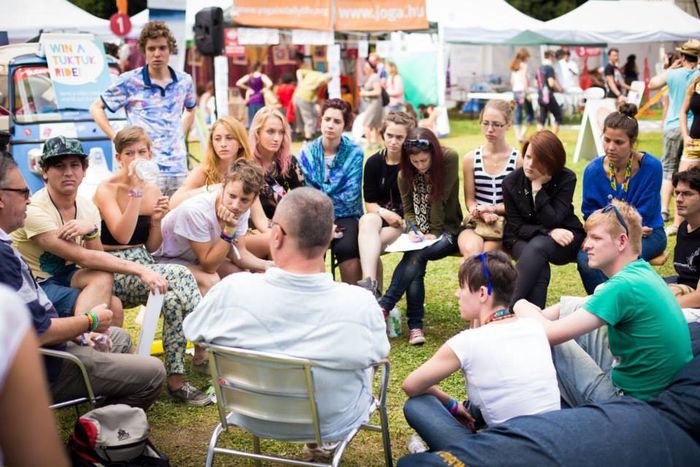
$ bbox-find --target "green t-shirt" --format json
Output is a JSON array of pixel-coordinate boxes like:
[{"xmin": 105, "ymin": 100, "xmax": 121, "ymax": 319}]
[{"xmin": 584, "ymin": 260, "xmax": 692, "ymax": 400}]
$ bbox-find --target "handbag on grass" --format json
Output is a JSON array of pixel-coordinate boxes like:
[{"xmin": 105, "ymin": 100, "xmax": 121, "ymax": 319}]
[{"xmin": 463, "ymin": 212, "xmax": 505, "ymax": 241}]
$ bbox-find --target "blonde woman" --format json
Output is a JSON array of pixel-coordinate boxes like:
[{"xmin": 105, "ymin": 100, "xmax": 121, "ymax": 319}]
[{"xmin": 248, "ymin": 106, "xmax": 304, "ymax": 219}]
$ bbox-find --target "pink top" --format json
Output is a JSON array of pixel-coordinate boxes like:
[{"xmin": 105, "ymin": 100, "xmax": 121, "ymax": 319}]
[{"xmin": 386, "ymin": 74, "xmax": 404, "ymax": 107}]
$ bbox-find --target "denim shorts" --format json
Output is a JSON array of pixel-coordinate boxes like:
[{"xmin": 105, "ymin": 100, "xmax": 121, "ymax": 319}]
[{"xmin": 39, "ymin": 264, "xmax": 80, "ymax": 318}]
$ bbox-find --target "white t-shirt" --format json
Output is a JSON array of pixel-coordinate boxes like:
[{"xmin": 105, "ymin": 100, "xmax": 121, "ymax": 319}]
[
  {"xmin": 0, "ymin": 285, "xmax": 31, "ymax": 464},
  {"xmin": 154, "ymin": 190, "xmax": 249, "ymax": 264},
  {"xmin": 446, "ymin": 317, "xmax": 560, "ymax": 426}
]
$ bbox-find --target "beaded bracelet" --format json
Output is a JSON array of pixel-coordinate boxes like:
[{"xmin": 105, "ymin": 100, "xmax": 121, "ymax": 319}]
[
  {"xmin": 84, "ymin": 226, "xmax": 99, "ymax": 240},
  {"xmin": 128, "ymin": 188, "xmax": 143, "ymax": 198}
]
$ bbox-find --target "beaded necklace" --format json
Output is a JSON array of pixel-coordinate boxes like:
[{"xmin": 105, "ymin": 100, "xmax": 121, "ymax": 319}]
[
  {"xmin": 483, "ymin": 308, "xmax": 515, "ymax": 325},
  {"xmin": 608, "ymin": 155, "xmax": 633, "ymax": 195}
]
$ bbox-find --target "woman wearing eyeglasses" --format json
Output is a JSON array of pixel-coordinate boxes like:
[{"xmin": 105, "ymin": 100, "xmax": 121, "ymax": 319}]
[
  {"xmin": 502, "ymin": 130, "xmax": 584, "ymax": 308},
  {"xmin": 458, "ymin": 100, "xmax": 521, "ymax": 265},
  {"xmin": 299, "ymin": 98, "xmax": 364, "ymax": 284},
  {"xmin": 378, "ymin": 127, "xmax": 462, "ymax": 345},
  {"xmin": 577, "ymin": 103, "xmax": 665, "ymax": 294}
]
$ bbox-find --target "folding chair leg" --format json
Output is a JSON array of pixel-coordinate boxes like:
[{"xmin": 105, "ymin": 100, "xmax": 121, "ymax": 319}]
[
  {"xmin": 379, "ymin": 404, "xmax": 393, "ymax": 467},
  {"xmin": 205, "ymin": 423, "xmax": 224, "ymax": 467},
  {"xmin": 253, "ymin": 436, "xmax": 262, "ymax": 467}
]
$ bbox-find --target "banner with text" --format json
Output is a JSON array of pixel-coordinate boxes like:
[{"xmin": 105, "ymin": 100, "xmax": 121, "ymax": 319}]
[
  {"xmin": 232, "ymin": 0, "xmax": 332, "ymax": 31},
  {"xmin": 335, "ymin": 0, "xmax": 427, "ymax": 32},
  {"xmin": 43, "ymin": 37, "xmax": 112, "ymax": 111}
]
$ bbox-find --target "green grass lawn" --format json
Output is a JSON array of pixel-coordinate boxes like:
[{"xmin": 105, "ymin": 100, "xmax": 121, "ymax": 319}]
[{"xmin": 58, "ymin": 116, "xmax": 676, "ymax": 466}]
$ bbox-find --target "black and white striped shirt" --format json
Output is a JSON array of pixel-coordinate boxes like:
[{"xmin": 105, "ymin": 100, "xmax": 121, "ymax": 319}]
[{"xmin": 473, "ymin": 146, "xmax": 519, "ymax": 206}]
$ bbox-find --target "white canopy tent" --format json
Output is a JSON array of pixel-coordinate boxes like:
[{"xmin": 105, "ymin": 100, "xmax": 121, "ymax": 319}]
[
  {"xmin": 3, "ymin": 0, "xmax": 113, "ymax": 43},
  {"xmin": 539, "ymin": 0, "xmax": 700, "ymax": 44}
]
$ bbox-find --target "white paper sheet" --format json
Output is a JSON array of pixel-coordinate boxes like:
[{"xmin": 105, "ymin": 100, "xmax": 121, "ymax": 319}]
[
  {"xmin": 136, "ymin": 292, "xmax": 164, "ymax": 356},
  {"xmin": 385, "ymin": 234, "xmax": 441, "ymax": 253}
]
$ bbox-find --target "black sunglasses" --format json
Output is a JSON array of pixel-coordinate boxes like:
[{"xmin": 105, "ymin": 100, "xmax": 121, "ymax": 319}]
[
  {"xmin": 602, "ymin": 204, "xmax": 629, "ymax": 235},
  {"xmin": 476, "ymin": 253, "xmax": 493, "ymax": 295},
  {"xmin": 404, "ymin": 139, "xmax": 432, "ymax": 151},
  {"xmin": 0, "ymin": 187, "xmax": 30, "ymax": 199}
]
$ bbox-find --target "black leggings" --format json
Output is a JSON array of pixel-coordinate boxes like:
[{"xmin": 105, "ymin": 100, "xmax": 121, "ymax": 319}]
[
  {"xmin": 331, "ymin": 217, "xmax": 360, "ymax": 263},
  {"xmin": 510, "ymin": 234, "xmax": 582, "ymax": 308}
]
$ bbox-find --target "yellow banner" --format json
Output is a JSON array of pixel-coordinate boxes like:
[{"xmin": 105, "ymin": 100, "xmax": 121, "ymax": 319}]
[
  {"xmin": 232, "ymin": 0, "xmax": 332, "ymax": 31},
  {"xmin": 335, "ymin": 0, "xmax": 428, "ymax": 32}
]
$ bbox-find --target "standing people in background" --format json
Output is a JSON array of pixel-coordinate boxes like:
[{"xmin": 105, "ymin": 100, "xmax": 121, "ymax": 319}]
[
  {"xmin": 299, "ymin": 99, "xmax": 364, "ymax": 285},
  {"xmin": 361, "ymin": 60, "xmax": 384, "ymax": 148},
  {"xmin": 378, "ymin": 128, "xmax": 462, "ymax": 345},
  {"xmin": 649, "ymin": 39, "xmax": 700, "ymax": 235},
  {"xmin": 402, "ymin": 252, "xmax": 560, "ymax": 449},
  {"xmin": 368, "ymin": 52, "xmax": 388, "ymax": 82},
  {"xmin": 386, "ymin": 62, "xmax": 404, "ymax": 111},
  {"xmin": 536, "ymin": 51, "xmax": 563, "ymax": 135},
  {"xmin": 623, "ymin": 54, "xmax": 639, "ymax": 86},
  {"xmin": 509, "ymin": 48, "xmax": 535, "ymax": 144},
  {"xmin": 679, "ymin": 72, "xmax": 700, "ymax": 174},
  {"xmin": 577, "ymin": 104, "xmax": 666, "ymax": 294},
  {"xmin": 555, "ymin": 49, "xmax": 579, "ymax": 91},
  {"xmin": 248, "ymin": 106, "xmax": 305, "ymax": 220},
  {"xmin": 605, "ymin": 48, "xmax": 631, "ymax": 101},
  {"xmin": 418, "ymin": 104, "xmax": 441, "ymax": 135},
  {"xmin": 275, "ymin": 72, "xmax": 296, "ymax": 125},
  {"xmin": 293, "ymin": 53, "xmax": 332, "ymax": 142},
  {"xmin": 154, "ymin": 159, "xmax": 272, "ymax": 295},
  {"xmin": 236, "ymin": 62, "xmax": 273, "ymax": 128},
  {"xmin": 458, "ymin": 100, "xmax": 520, "ymax": 269},
  {"xmin": 357, "ymin": 111, "xmax": 415, "ymax": 297},
  {"xmin": 503, "ymin": 131, "xmax": 584, "ymax": 308},
  {"xmin": 169, "ymin": 117, "xmax": 270, "ymax": 256},
  {"xmin": 90, "ymin": 21, "xmax": 196, "ymax": 197},
  {"xmin": 661, "ymin": 52, "xmax": 680, "ymax": 125},
  {"xmin": 199, "ymin": 81, "xmax": 215, "ymax": 125},
  {"xmin": 93, "ymin": 126, "xmax": 210, "ymax": 405}
]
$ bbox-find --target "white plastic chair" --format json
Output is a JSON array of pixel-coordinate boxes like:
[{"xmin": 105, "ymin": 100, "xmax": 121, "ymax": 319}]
[
  {"xmin": 203, "ymin": 344, "xmax": 392, "ymax": 467},
  {"xmin": 626, "ymin": 80, "xmax": 646, "ymax": 108},
  {"xmin": 583, "ymin": 87, "xmax": 605, "ymax": 100}
]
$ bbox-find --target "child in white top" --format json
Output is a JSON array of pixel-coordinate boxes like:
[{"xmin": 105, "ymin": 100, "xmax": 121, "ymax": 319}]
[{"xmin": 402, "ymin": 251, "xmax": 560, "ymax": 443}]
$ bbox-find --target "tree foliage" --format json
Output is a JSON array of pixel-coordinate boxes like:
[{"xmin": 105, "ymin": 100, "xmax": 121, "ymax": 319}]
[
  {"xmin": 506, "ymin": 0, "xmax": 587, "ymax": 21},
  {"xmin": 69, "ymin": 0, "xmax": 147, "ymax": 19}
]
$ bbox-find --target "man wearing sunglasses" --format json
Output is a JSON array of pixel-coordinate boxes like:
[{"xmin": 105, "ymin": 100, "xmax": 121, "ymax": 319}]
[
  {"xmin": 515, "ymin": 200, "xmax": 692, "ymax": 407},
  {"xmin": 0, "ymin": 151, "xmax": 165, "ymax": 409}
]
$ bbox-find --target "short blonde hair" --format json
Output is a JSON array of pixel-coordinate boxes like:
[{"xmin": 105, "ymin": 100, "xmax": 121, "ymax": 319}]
[
  {"xmin": 204, "ymin": 116, "xmax": 252, "ymax": 185},
  {"xmin": 585, "ymin": 199, "xmax": 642, "ymax": 256},
  {"xmin": 114, "ymin": 125, "xmax": 151, "ymax": 153}
]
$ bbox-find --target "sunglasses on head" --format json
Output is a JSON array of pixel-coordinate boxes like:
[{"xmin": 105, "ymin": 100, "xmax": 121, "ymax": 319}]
[
  {"xmin": 476, "ymin": 253, "xmax": 493, "ymax": 295},
  {"xmin": 404, "ymin": 139, "xmax": 432, "ymax": 151},
  {"xmin": 602, "ymin": 203, "xmax": 629, "ymax": 235}
]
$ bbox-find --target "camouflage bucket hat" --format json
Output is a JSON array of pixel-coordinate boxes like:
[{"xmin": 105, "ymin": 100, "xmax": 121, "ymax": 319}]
[{"xmin": 41, "ymin": 136, "xmax": 88, "ymax": 162}]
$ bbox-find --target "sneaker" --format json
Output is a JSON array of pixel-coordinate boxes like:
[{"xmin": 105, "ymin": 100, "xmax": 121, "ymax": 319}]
[
  {"xmin": 357, "ymin": 277, "xmax": 380, "ymax": 299},
  {"xmin": 665, "ymin": 224, "xmax": 679, "ymax": 236},
  {"xmin": 408, "ymin": 328, "xmax": 426, "ymax": 345},
  {"xmin": 168, "ymin": 382, "xmax": 212, "ymax": 406},
  {"xmin": 302, "ymin": 442, "xmax": 339, "ymax": 462},
  {"xmin": 192, "ymin": 359, "xmax": 211, "ymax": 377}
]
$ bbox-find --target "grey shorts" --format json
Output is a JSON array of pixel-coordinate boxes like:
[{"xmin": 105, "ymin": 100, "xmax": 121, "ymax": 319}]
[
  {"xmin": 293, "ymin": 96, "xmax": 318, "ymax": 137},
  {"xmin": 158, "ymin": 173, "xmax": 187, "ymax": 198},
  {"xmin": 662, "ymin": 126, "xmax": 683, "ymax": 180}
]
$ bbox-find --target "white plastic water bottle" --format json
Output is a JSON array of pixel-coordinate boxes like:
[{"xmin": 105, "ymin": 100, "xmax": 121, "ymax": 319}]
[
  {"xmin": 388, "ymin": 307, "xmax": 401, "ymax": 337},
  {"xmin": 134, "ymin": 159, "xmax": 160, "ymax": 184},
  {"xmin": 407, "ymin": 434, "xmax": 427, "ymax": 453}
]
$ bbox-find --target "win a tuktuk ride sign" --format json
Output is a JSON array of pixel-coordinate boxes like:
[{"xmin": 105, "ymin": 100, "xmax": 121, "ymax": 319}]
[{"xmin": 41, "ymin": 34, "xmax": 112, "ymax": 111}]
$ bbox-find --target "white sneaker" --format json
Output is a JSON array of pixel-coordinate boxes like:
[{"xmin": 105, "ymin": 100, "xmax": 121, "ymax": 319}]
[{"xmin": 302, "ymin": 442, "xmax": 339, "ymax": 462}]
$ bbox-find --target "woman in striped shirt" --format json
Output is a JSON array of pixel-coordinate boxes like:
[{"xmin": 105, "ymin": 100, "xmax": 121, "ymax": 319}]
[{"xmin": 458, "ymin": 100, "xmax": 521, "ymax": 260}]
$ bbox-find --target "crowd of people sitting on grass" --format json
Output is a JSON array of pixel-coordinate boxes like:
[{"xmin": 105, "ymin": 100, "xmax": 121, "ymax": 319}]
[{"xmin": 1, "ymin": 23, "xmax": 700, "ymax": 466}]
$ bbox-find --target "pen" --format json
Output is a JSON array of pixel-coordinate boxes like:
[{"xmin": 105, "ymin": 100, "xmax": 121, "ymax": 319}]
[{"xmin": 407, "ymin": 220, "xmax": 424, "ymax": 241}]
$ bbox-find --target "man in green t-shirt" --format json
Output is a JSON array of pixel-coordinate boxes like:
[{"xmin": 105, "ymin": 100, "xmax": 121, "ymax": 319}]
[{"xmin": 515, "ymin": 200, "xmax": 692, "ymax": 406}]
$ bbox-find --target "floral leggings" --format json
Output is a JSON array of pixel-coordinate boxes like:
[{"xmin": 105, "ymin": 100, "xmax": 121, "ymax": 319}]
[{"xmin": 110, "ymin": 247, "xmax": 201, "ymax": 375}]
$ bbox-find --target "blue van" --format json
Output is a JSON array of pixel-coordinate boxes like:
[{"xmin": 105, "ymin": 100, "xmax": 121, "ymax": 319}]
[{"xmin": 0, "ymin": 42, "xmax": 124, "ymax": 193}]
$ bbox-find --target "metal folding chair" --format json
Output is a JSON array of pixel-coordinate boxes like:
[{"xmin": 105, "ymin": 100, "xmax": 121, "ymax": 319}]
[
  {"xmin": 203, "ymin": 344, "xmax": 392, "ymax": 467},
  {"xmin": 40, "ymin": 348, "xmax": 102, "ymax": 415}
]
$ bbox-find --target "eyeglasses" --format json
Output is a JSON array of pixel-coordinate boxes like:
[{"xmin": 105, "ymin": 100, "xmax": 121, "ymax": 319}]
[
  {"xmin": 477, "ymin": 253, "xmax": 493, "ymax": 295},
  {"xmin": 481, "ymin": 121, "xmax": 507, "ymax": 129},
  {"xmin": 0, "ymin": 187, "xmax": 30, "ymax": 199},
  {"xmin": 270, "ymin": 220, "xmax": 287, "ymax": 236},
  {"xmin": 403, "ymin": 139, "xmax": 432, "ymax": 150},
  {"xmin": 602, "ymin": 204, "xmax": 628, "ymax": 235}
]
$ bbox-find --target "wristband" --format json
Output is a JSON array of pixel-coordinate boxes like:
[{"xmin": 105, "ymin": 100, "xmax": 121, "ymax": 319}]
[
  {"xmin": 87, "ymin": 310, "xmax": 99, "ymax": 332},
  {"xmin": 83, "ymin": 226, "xmax": 99, "ymax": 240},
  {"xmin": 445, "ymin": 398, "xmax": 459, "ymax": 415},
  {"xmin": 220, "ymin": 231, "xmax": 237, "ymax": 243},
  {"xmin": 128, "ymin": 188, "xmax": 143, "ymax": 198},
  {"xmin": 86, "ymin": 314, "xmax": 93, "ymax": 333}
]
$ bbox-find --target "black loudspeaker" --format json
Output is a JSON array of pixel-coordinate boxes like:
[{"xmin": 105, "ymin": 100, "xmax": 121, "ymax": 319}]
[{"xmin": 194, "ymin": 7, "xmax": 224, "ymax": 57}]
